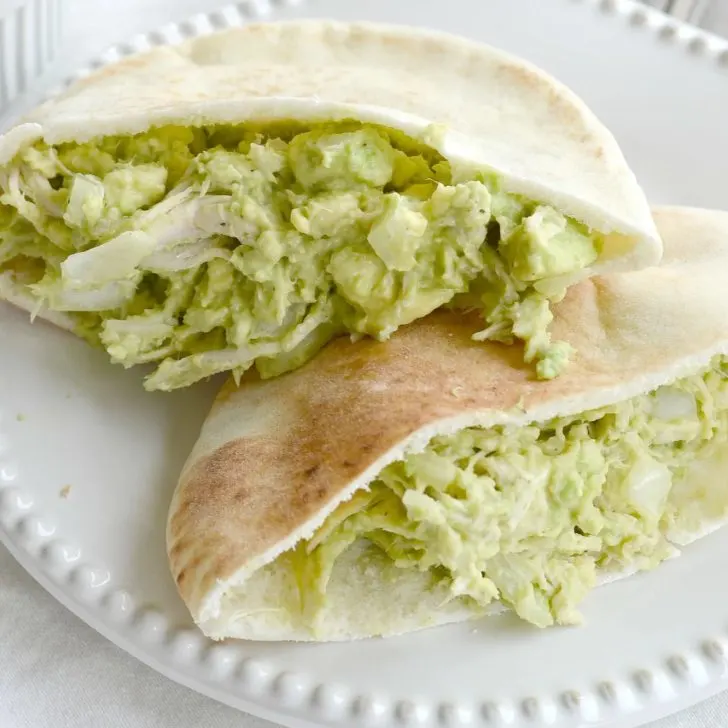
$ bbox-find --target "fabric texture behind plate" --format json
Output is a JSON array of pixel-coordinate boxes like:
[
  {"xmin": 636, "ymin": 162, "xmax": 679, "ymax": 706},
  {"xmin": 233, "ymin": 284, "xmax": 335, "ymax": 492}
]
[{"xmin": 0, "ymin": 0, "xmax": 64, "ymax": 121}]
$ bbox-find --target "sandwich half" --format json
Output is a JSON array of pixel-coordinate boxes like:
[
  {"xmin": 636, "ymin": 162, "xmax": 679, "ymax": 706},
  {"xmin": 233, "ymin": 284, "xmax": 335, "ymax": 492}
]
[
  {"xmin": 168, "ymin": 206, "xmax": 728, "ymax": 641},
  {"xmin": 0, "ymin": 21, "xmax": 659, "ymax": 390}
]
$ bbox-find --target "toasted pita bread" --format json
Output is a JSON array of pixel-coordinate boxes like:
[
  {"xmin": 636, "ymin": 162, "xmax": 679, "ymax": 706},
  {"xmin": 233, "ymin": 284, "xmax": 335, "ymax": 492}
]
[
  {"xmin": 167, "ymin": 206, "xmax": 728, "ymax": 641},
  {"xmin": 0, "ymin": 21, "xmax": 658, "ymax": 340}
]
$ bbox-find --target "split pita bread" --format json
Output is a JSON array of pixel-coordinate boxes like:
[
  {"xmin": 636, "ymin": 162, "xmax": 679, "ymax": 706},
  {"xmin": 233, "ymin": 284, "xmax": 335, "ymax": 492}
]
[
  {"xmin": 0, "ymin": 21, "xmax": 658, "ymax": 344},
  {"xmin": 168, "ymin": 206, "xmax": 728, "ymax": 641}
]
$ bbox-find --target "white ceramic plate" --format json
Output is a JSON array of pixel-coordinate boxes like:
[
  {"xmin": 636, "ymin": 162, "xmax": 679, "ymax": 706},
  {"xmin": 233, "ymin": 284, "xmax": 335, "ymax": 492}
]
[{"xmin": 2, "ymin": 1, "xmax": 728, "ymax": 727}]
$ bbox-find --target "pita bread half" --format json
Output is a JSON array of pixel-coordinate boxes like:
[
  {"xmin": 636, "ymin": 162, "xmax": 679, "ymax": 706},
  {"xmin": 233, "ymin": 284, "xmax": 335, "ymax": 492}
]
[
  {"xmin": 0, "ymin": 20, "xmax": 658, "ymax": 275},
  {"xmin": 167, "ymin": 206, "xmax": 728, "ymax": 642}
]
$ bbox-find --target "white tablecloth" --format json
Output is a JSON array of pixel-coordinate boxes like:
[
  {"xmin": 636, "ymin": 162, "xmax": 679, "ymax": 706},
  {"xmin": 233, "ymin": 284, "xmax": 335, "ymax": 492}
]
[{"xmin": 2, "ymin": 1, "xmax": 728, "ymax": 726}]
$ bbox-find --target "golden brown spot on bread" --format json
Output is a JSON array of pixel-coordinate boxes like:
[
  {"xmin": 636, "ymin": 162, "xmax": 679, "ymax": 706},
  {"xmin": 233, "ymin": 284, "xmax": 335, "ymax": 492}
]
[
  {"xmin": 177, "ymin": 552, "xmax": 204, "ymax": 587},
  {"xmin": 74, "ymin": 52, "xmax": 165, "ymax": 90},
  {"xmin": 233, "ymin": 490, "xmax": 249, "ymax": 505},
  {"xmin": 303, "ymin": 464, "xmax": 320, "ymax": 479},
  {"xmin": 168, "ymin": 540, "xmax": 183, "ymax": 561},
  {"xmin": 176, "ymin": 567, "xmax": 189, "ymax": 588},
  {"xmin": 496, "ymin": 61, "xmax": 543, "ymax": 94}
]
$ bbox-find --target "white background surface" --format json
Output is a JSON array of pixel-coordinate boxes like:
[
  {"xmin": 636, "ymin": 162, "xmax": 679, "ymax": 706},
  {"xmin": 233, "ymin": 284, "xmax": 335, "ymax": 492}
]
[{"xmin": 2, "ymin": 1, "xmax": 728, "ymax": 727}]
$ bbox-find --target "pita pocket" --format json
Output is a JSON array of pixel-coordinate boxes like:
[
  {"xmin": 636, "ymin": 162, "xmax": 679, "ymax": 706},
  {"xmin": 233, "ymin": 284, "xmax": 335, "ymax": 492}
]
[
  {"xmin": 168, "ymin": 206, "xmax": 728, "ymax": 641},
  {"xmin": 0, "ymin": 21, "xmax": 659, "ymax": 391}
]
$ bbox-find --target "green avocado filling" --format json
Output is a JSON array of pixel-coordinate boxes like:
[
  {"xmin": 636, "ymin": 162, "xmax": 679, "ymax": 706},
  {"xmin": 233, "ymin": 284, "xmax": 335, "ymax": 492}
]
[
  {"xmin": 0, "ymin": 123, "xmax": 602, "ymax": 390},
  {"xmin": 294, "ymin": 357, "xmax": 728, "ymax": 630}
]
